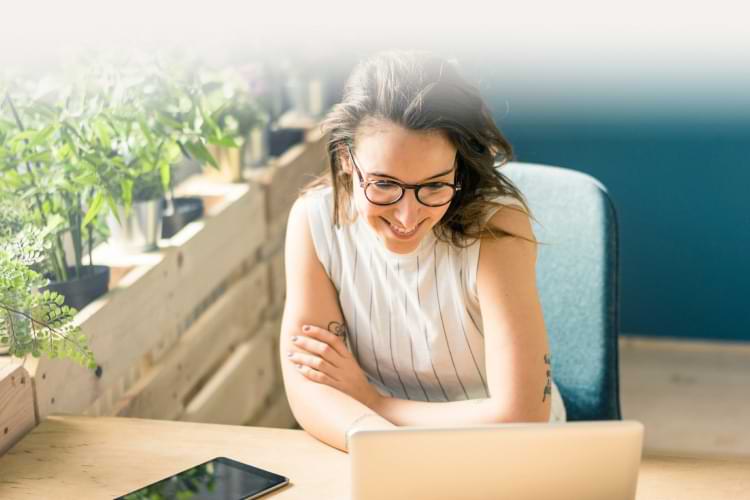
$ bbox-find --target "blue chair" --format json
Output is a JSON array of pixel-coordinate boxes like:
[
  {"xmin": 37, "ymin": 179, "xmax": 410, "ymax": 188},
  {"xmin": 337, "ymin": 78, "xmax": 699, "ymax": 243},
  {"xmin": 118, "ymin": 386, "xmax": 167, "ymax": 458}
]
[{"xmin": 503, "ymin": 162, "xmax": 622, "ymax": 421}]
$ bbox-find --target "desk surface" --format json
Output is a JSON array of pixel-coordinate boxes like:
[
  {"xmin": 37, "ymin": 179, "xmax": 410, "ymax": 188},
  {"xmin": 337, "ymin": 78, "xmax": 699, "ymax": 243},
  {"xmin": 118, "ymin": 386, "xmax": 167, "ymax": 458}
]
[{"xmin": 0, "ymin": 416, "xmax": 748, "ymax": 500}]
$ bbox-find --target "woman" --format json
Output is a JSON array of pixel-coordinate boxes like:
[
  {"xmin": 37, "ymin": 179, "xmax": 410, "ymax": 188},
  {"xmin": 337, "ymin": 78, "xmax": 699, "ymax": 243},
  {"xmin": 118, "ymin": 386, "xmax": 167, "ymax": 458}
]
[{"xmin": 280, "ymin": 50, "xmax": 566, "ymax": 452}]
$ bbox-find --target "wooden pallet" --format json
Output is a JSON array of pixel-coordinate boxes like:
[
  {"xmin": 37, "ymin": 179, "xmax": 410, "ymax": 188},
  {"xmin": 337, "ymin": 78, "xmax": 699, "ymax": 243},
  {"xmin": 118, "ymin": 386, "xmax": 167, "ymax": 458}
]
[{"xmin": 1, "ymin": 126, "xmax": 326, "ymax": 455}]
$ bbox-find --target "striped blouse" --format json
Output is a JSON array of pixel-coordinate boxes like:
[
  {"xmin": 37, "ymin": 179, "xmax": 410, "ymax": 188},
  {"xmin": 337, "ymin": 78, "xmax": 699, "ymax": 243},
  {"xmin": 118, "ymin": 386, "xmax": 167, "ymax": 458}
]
[{"xmin": 304, "ymin": 186, "xmax": 566, "ymax": 422}]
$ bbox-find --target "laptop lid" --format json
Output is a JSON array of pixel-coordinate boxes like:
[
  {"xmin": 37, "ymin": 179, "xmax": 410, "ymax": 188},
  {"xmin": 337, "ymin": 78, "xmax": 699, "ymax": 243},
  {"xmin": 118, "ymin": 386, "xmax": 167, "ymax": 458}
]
[{"xmin": 349, "ymin": 420, "xmax": 643, "ymax": 500}]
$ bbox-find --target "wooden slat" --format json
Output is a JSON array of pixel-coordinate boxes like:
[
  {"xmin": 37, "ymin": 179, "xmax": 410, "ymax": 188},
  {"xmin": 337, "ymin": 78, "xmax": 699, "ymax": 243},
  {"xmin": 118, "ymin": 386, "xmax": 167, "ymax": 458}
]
[
  {"xmin": 268, "ymin": 249, "xmax": 286, "ymax": 311},
  {"xmin": 246, "ymin": 127, "xmax": 328, "ymax": 236},
  {"xmin": 114, "ymin": 264, "xmax": 269, "ymax": 420},
  {"xmin": 181, "ymin": 334, "xmax": 276, "ymax": 425},
  {"xmin": 0, "ymin": 365, "xmax": 36, "ymax": 457},
  {"xmin": 168, "ymin": 182, "xmax": 266, "ymax": 326},
  {"xmin": 27, "ymin": 253, "xmax": 179, "ymax": 420},
  {"xmin": 248, "ymin": 385, "xmax": 298, "ymax": 429}
]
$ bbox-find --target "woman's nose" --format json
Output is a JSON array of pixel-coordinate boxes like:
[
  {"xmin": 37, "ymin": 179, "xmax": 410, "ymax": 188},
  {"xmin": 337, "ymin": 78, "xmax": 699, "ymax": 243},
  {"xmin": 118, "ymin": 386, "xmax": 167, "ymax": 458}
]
[{"xmin": 392, "ymin": 190, "xmax": 421, "ymax": 228}]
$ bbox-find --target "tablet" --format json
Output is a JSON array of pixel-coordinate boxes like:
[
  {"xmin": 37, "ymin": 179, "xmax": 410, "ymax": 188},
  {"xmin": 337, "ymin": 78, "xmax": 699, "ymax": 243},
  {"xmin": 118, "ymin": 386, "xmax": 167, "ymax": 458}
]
[{"xmin": 114, "ymin": 456, "xmax": 289, "ymax": 499}]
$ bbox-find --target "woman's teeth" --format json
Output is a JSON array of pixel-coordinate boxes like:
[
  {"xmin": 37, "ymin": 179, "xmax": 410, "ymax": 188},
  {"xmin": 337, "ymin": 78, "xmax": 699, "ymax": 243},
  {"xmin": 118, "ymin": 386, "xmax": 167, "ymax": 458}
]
[{"xmin": 389, "ymin": 222, "xmax": 418, "ymax": 236}]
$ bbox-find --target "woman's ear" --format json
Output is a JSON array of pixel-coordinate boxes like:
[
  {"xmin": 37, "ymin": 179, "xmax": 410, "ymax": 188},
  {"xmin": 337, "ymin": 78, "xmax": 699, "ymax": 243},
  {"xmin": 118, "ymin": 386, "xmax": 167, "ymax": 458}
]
[{"xmin": 338, "ymin": 144, "xmax": 353, "ymax": 175}]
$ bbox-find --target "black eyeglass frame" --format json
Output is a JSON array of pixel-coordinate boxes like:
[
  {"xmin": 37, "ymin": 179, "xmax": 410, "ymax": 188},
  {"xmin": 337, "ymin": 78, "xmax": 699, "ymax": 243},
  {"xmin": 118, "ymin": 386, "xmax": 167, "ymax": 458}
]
[{"xmin": 346, "ymin": 143, "xmax": 461, "ymax": 207}]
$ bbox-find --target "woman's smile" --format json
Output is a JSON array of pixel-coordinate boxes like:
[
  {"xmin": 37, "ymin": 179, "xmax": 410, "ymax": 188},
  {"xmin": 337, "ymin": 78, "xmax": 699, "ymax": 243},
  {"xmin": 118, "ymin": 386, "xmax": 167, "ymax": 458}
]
[{"xmin": 381, "ymin": 217, "xmax": 424, "ymax": 240}]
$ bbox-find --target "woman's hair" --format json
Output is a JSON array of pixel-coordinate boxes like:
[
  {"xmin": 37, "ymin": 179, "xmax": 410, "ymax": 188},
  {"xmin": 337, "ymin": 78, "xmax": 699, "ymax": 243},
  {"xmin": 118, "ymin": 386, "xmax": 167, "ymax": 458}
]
[{"xmin": 307, "ymin": 49, "xmax": 531, "ymax": 247}]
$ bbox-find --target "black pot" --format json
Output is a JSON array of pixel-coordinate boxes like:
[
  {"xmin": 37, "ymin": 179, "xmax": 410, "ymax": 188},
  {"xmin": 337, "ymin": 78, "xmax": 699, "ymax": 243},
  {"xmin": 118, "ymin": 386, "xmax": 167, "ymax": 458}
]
[
  {"xmin": 269, "ymin": 127, "xmax": 305, "ymax": 157},
  {"xmin": 162, "ymin": 197, "xmax": 205, "ymax": 239},
  {"xmin": 44, "ymin": 265, "xmax": 110, "ymax": 311}
]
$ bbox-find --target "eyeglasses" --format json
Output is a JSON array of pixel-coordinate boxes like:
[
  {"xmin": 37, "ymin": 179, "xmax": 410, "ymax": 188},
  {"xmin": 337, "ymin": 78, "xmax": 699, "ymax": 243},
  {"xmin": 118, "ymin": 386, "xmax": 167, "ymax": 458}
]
[{"xmin": 346, "ymin": 144, "xmax": 461, "ymax": 207}]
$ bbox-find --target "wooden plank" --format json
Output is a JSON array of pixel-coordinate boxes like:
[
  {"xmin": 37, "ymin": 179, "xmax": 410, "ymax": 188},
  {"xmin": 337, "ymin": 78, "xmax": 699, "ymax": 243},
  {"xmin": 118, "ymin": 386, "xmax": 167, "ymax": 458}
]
[
  {"xmin": 181, "ymin": 334, "xmax": 276, "ymax": 425},
  {"xmin": 0, "ymin": 365, "xmax": 36, "ymax": 457},
  {"xmin": 247, "ymin": 127, "xmax": 327, "ymax": 235},
  {"xmin": 620, "ymin": 336, "xmax": 750, "ymax": 458},
  {"xmin": 114, "ymin": 264, "xmax": 269, "ymax": 420},
  {"xmin": 27, "ymin": 252, "xmax": 179, "ymax": 420},
  {"xmin": 269, "ymin": 134, "xmax": 327, "ymax": 224},
  {"xmin": 268, "ymin": 249, "xmax": 286, "ymax": 311},
  {"xmin": 248, "ymin": 385, "xmax": 298, "ymax": 429},
  {"xmin": 168, "ymin": 182, "xmax": 266, "ymax": 326}
]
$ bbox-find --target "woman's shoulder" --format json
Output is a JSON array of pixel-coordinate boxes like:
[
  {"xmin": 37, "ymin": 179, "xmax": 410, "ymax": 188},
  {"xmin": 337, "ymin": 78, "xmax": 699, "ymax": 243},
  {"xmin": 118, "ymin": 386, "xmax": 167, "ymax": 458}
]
[
  {"xmin": 297, "ymin": 185, "xmax": 334, "ymax": 219},
  {"xmin": 300, "ymin": 184, "xmax": 334, "ymax": 204}
]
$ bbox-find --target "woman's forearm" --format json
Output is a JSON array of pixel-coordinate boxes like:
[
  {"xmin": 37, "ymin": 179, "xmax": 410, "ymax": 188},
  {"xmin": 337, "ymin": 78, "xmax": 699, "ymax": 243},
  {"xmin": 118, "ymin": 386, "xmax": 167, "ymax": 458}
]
[
  {"xmin": 371, "ymin": 396, "xmax": 547, "ymax": 427},
  {"xmin": 282, "ymin": 363, "xmax": 396, "ymax": 451}
]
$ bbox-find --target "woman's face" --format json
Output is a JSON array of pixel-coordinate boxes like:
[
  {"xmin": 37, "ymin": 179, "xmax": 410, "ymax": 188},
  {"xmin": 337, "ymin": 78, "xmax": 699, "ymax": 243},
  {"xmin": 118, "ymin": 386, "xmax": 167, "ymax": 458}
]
[{"xmin": 343, "ymin": 120, "xmax": 458, "ymax": 254}]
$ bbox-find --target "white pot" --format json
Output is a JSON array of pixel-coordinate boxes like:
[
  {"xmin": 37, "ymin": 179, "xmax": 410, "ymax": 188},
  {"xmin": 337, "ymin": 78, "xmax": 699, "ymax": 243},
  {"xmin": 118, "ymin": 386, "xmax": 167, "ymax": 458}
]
[{"xmin": 107, "ymin": 199, "xmax": 163, "ymax": 254}]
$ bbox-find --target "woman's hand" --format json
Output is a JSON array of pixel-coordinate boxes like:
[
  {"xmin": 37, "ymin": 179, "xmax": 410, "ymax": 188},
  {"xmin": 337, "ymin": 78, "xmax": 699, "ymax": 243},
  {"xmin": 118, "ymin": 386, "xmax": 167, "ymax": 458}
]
[{"xmin": 287, "ymin": 323, "xmax": 382, "ymax": 410}]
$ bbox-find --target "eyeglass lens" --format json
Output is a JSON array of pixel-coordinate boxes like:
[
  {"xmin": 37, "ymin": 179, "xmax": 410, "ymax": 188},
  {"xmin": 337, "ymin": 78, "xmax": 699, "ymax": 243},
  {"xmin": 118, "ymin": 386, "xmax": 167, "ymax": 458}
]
[{"xmin": 365, "ymin": 182, "xmax": 455, "ymax": 206}]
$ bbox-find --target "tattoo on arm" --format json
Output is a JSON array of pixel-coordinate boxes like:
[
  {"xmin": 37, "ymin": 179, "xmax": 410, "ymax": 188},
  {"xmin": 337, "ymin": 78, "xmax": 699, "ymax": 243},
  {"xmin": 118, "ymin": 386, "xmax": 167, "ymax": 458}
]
[
  {"xmin": 542, "ymin": 354, "xmax": 552, "ymax": 402},
  {"xmin": 327, "ymin": 321, "xmax": 349, "ymax": 338}
]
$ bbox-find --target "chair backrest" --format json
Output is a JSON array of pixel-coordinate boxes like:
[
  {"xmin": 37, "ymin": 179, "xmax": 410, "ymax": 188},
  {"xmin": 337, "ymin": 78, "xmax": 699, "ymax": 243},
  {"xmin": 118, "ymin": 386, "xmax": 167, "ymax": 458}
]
[{"xmin": 503, "ymin": 162, "xmax": 622, "ymax": 420}]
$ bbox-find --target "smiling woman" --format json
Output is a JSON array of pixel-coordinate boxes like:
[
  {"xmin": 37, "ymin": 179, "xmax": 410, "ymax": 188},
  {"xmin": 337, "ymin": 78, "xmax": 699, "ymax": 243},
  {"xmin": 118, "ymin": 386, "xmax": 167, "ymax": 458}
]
[{"xmin": 280, "ymin": 50, "xmax": 566, "ymax": 452}]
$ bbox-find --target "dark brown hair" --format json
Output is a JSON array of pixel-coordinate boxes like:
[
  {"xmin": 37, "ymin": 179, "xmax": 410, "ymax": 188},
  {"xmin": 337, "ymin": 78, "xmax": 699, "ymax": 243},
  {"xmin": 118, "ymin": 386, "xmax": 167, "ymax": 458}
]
[{"xmin": 308, "ymin": 49, "xmax": 531, "ymax": 247}]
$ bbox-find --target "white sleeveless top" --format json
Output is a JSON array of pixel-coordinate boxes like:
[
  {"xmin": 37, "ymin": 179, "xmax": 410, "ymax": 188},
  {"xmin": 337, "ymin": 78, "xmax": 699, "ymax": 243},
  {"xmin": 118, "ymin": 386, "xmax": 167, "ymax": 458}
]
[{"xmin": 304, "ymin": 186, "xmax": 566, "ymax": 422}]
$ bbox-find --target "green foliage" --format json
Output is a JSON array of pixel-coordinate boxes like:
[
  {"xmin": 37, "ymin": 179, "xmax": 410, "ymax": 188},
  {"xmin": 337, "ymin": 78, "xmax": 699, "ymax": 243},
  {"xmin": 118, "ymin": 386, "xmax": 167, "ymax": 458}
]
[
  {"xmin": 0, "ymin": 54, "xmax": 230, "ymax": 278},
  {"xmin": 0, "ymin": 51, "xmax": 266, "ymax": 369},
  {"xmin": 0, "ymin": 204, "xmax": 95, "ymax": 368},
  {"xmin": 201, "ymin": 66, "xmax": 270, "ymax": 141}
]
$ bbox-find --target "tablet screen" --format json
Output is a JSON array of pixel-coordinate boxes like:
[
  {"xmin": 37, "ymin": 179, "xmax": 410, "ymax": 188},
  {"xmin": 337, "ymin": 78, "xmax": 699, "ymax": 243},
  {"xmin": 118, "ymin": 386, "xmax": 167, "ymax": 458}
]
[{"xmin": 115, "ymin": 456, "xmax": 289, "ymax": 499}]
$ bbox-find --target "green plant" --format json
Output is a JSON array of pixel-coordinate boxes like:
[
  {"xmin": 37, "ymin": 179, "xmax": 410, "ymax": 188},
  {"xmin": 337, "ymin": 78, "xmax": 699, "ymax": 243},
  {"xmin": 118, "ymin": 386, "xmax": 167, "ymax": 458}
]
[
  {"xmin": 0, "ymin": 56, "xmax": 232, "ymax": 280},
  {"xmin": 0, "ymin": 202, "xmax": 95, "ymax": 367},
  {"xmin": 202, "ymin": 65, "xmax": 270, "ymax": 141},
  {"xmin": 1, "ymin": 78, "xmax": 108, "ymax": 283},
  {"xmin": 82, "ymin": 56, "xmax": 235, "ymax": 216}
]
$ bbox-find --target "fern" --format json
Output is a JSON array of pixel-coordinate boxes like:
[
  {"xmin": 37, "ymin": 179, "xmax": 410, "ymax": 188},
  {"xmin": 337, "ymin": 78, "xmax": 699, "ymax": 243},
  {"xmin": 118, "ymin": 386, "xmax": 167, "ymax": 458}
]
[{"xmin": 0, "ymin": 221, "xmax": 95, "ymax": 369}]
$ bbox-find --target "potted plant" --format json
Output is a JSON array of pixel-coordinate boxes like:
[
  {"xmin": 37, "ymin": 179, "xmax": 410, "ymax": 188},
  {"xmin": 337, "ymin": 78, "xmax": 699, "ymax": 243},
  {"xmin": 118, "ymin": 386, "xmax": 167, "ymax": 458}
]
[
  {"xmin": 0, "ymin": 200, "xmax": 95, "ymax": 368},
  {"xmin": 201, "ymin": 65, "xmax": 270, "ymax": 181},
  {"xmin": 1, "ymin": 79, "xmax": 111, "ymax": 311},
  {"xmin": 88, "ymin": 57, "xmax": 227, "ymax": 248}
]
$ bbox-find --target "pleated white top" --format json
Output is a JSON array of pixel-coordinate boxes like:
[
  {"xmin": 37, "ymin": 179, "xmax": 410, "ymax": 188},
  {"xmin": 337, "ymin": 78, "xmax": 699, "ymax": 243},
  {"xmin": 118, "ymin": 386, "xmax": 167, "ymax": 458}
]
[{"xmin": 304, "ymin": 186, "xmax": 566, "ymax": 422}]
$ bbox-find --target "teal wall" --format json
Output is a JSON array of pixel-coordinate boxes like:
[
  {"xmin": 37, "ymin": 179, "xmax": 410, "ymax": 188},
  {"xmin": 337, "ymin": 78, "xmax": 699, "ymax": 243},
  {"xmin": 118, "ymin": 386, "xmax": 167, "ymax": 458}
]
[{"xmin": 492, "ymin": 115, "xmax": 749, "ymax": 341}]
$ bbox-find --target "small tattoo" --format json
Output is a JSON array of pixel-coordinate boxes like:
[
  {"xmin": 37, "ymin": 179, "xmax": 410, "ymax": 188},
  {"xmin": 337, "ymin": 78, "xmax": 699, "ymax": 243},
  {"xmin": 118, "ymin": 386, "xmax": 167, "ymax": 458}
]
[
  {"xmin": 542, "ymin": 354, "xmax": 552, "ymax": 402},
  {"xmin": 327, "ymin": 321, "xmax": 348, "ymax": 338}
]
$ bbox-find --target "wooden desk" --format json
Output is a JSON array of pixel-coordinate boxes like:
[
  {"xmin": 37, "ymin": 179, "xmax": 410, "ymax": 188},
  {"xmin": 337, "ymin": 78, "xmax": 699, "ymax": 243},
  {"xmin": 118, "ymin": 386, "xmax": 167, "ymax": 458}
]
[{"xmin": 0, "ymin": 416, "xmax": 748, "ymax": 499}]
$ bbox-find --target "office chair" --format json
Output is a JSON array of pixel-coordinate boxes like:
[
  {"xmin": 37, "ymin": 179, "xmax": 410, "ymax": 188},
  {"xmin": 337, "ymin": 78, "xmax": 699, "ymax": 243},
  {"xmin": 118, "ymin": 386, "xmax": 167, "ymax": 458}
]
[{"xmin": 503, "ymin": 162, "xmax": 622, "ymax": 421}]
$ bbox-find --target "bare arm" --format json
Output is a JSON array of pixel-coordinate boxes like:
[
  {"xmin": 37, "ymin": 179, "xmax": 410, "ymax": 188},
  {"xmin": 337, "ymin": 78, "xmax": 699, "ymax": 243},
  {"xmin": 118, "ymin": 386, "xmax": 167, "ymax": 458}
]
[
  {"xmin": 371, "ymin": 205, "xmax": 551, "ymax": 425},
  {"xmin": 280, "ymin": 197, "xmax": 395, "ymax": 451}
]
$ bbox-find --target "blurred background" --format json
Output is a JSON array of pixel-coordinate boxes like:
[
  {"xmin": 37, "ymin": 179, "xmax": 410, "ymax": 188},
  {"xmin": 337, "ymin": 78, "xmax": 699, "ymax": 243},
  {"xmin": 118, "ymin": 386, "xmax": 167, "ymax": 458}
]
[{"xmin": 2, "ymin": 0, "xmax": 748, "ymax": 343}]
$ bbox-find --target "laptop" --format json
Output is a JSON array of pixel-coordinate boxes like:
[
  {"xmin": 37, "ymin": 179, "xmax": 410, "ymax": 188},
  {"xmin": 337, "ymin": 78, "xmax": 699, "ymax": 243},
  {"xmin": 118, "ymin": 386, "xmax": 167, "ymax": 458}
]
[{"xmin": 349, "ymin": 420, "xmax": 644, "ymax": 500}]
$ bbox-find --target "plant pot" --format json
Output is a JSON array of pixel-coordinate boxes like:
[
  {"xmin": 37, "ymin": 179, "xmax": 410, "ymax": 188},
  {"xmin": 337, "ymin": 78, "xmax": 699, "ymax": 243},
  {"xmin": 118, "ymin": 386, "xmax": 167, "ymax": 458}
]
[
  {"xmin": 269, "ymin": 127, "xmax": 305, "ymax": 157},
  {"xmin": 243, "ymin": 124, "xmax": 271, "ymax": 168},
  {"xmin": 44, "ymin": 265, "xmax": 110, "ymax": 311},
  {"xmin": 162, "ymin": 197, "xmax": 205, "ymax": 239},
  {"xmin": 204, "ymin": 144, "xmax": 243, "ymax": 182},
  {"xmin": 107, "ymin": 198, "xmax": 163, "ymax": 253}
]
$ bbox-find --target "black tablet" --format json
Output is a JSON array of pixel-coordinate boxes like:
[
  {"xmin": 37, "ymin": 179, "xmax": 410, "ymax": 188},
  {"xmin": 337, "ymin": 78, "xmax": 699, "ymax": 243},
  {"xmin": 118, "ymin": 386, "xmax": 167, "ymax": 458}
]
[{"xmin": 114, "ymin": 456, "xmax": 290, "ymax": 499}]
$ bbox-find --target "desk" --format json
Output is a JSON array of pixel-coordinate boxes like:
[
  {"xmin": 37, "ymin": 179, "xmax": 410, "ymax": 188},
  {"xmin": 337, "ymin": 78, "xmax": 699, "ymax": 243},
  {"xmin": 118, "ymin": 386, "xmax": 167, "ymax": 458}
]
[{"xmin": 0, "ymin": 416, "xmax": 748, "ymax": 499}]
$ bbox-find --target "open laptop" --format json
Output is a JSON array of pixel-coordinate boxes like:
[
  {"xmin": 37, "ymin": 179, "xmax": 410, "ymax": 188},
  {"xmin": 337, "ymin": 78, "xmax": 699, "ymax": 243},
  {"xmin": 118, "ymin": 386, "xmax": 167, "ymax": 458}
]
[{"xmin": 349, "ymin": 420, "xmax": 644, "ymax": 500}]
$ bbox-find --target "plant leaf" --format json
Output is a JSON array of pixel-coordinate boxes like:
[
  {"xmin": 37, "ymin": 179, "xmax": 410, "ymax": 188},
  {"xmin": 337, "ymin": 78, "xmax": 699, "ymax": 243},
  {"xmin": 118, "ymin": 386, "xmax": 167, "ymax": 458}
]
[
  {"xmin": 184, "ymin": 141, "xmax": 218, "ymax": 168},
  {"xmin": 82, "ymin": 191, "xmax": 104, "ymax": 228}
]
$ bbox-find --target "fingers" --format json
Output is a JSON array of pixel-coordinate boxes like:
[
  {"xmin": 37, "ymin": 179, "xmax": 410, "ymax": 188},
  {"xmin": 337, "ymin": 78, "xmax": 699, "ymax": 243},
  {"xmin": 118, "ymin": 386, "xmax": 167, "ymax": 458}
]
[
  {"xmin": 291, "ymin": 335, "xmax": 343, "ymax": 366},
  {"xmin": 288, "ymin": 350, "xmax": 339, "ymax": 378},
  {"xmin": 293, "ymin": 360, "xmax": 340, "ymax": 387},
  {"xmin": 299, "ymin": 324, "xmax": 348, "ymax": 357}
]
